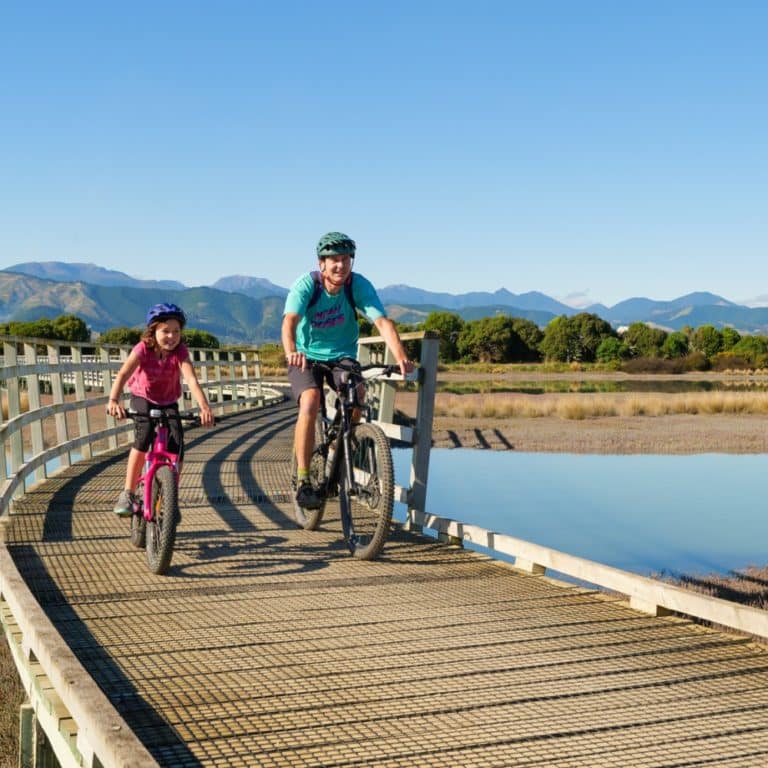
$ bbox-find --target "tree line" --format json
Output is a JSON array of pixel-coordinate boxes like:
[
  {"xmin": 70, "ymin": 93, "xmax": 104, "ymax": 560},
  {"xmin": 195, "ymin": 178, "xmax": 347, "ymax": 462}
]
[
  {"xmin": 1, "ymin": 316, "xmax": 220, "ymax": 349},
  {"xmin": 408, "ymin": 311, "xmax": 768, "ymax": 370},
  {"xmin": 5, "ymin": 311, "xmax": 768, "ymax": 370}
]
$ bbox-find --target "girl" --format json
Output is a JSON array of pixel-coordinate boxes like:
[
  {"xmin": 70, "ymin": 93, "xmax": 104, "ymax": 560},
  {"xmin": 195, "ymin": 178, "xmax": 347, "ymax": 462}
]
[{"xmin": 106, "ymin": 302, "xmax": 214, "ymax": 516}]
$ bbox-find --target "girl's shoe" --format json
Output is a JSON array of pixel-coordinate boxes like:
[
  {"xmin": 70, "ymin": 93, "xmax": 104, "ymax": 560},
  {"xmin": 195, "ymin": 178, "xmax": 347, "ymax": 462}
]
[{"xmin": 113, "ymin": 490, "xmax": 135, "ymax": 517}]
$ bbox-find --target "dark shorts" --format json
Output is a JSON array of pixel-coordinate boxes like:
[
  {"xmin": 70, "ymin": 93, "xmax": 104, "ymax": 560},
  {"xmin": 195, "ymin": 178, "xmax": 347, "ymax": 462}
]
[
  {"xmin": 129, "ymin": 396, "xmax": 184, "ymax": 457},
  {"xmin": 287, "ymin": 357, "xmax": 361, "ymax": 405}
]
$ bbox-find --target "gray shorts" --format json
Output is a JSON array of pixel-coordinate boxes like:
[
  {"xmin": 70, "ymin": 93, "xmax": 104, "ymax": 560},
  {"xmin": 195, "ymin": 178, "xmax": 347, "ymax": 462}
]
[{"xmin": 287, "ymin": 357, "xmax": 360, "ymax": 404}]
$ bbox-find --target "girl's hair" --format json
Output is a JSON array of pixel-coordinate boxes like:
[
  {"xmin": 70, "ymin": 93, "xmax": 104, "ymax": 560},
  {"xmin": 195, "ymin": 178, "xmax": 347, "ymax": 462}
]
[{"xmin": 141, "ymin": 319, "xmax": 183, "ymax": 351}]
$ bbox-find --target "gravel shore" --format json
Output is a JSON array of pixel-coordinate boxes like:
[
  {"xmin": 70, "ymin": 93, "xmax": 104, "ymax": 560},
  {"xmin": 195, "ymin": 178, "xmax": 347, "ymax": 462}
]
[{"xmin": 425, "ymin": 412, "xmax": 768, "ymax": 454}]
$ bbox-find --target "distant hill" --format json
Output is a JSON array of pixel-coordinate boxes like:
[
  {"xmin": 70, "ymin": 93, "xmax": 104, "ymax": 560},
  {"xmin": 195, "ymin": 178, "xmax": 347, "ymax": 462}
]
[
  {"xmin": 212, "ymin": 275, "xmax": 288, "ymax": 300},
  {"xmin": 3, "ymin": 261, "xmax": 768, "ymax": 339},
  {"xmin": 378, "ymin": 285, "xmax": 573, "ymax": 315},
  {"xmin": 5, "ymin": 262, "xmax": 185, "ymax": 291},
  {"xmin": 0, "ymin": 272, "xmax": 283, "ymax": 345}
]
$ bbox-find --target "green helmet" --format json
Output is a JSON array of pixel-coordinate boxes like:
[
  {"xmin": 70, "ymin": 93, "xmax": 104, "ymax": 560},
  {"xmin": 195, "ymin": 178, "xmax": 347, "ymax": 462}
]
[{"xmin": 316, "ymin": 231, "xmax": 356, "ymax": 258}]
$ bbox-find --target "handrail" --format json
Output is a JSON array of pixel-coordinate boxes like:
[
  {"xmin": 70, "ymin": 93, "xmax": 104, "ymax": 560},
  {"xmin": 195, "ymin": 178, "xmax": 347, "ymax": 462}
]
[
  {"xmin": 0, "ymin": 336, "xmax": 280, "ymax": 515},
  {"xmin": 411, "ymin": 509, "xmax": 768, "ymax": 640},
  {"xmin": 356, "ymin": 331, "xmax": 438, "ymax": 519},
  {"xmin": 0, "ymin": 331, "xmax": 439, "ymax": 766},
  {"xmin": 0, "ymin": 334, "xmax": 282, "ymax": 766}
]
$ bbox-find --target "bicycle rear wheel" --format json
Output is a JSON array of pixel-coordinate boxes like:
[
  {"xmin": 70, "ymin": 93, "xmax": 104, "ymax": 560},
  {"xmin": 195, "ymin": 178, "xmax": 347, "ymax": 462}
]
[
  {"xmin": 290, "ymin": 415, "xmax": 327, "ymax": 530},
  {"xmin": 343, "ymin": 422, "xmax": 394, "ymax": 560},
  {"xmin": 145, "ymin": 465, "xmax": 179, "ymax": 575}
]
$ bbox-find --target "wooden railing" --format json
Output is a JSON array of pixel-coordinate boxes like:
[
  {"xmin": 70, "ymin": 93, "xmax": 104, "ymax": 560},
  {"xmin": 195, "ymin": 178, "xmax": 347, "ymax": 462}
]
[
  {"xmin": 0, "ymin": 337, "xmax": 281, "ymax": 516},
  {"xmin": 0, "ymin": 331, "xmax": 439, "ymax": 768}
]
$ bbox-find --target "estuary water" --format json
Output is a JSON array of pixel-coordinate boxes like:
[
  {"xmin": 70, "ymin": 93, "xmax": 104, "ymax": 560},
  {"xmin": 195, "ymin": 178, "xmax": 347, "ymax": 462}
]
[{"xmin": 392, "ymin": 449, "xmax": 768, "ymax": 578}]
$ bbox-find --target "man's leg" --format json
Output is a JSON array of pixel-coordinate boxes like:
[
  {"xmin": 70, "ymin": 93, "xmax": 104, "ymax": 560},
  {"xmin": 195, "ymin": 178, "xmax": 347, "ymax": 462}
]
[
  {"xmin": 295, "ymin": 387, "xmax": 321, "ymax": 473},
  {"xmin": 288, "ymin": 370, "xmax": 323, "ymax": 509}
]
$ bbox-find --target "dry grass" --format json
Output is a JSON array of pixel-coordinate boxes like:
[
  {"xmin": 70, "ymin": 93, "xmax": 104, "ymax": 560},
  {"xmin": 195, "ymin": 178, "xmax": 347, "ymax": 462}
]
[
  {"xmin": 0, "ymin": 637, "xmax": 24, "ymax": 768},
  {"xmin": 434, "ymin": 391, "xmax": 768, "ymax": 420},
  {"xmin": 0, "ymin": 391, "xmax": 30, "ymax": 420}
]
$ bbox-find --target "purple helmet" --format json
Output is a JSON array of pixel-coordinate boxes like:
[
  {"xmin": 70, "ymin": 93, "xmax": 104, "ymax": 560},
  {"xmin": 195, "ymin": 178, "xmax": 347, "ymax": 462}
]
[{"xmin": 145, "ymin": 302, "xmax": 187, "ymax": 328}]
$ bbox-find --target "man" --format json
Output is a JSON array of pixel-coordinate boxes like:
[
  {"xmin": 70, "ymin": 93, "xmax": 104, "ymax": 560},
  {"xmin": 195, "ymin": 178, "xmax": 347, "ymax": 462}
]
[{"xmin": 282, "ymin": 231, "xmax": 414, "ymax": 509}]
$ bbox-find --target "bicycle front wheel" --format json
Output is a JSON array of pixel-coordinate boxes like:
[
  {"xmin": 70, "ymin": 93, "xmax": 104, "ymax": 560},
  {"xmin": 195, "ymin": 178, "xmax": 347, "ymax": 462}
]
[
  {"xmin": 343, "ymin": 422, "xmax": 394, "ymax": 560},
  {"xmin": 145, "ymin": 465, "xmax": 179, "ymax": 575},
  {"xmin": 129, "ymin": 482, "xmax": 146, "ymax": 549}
]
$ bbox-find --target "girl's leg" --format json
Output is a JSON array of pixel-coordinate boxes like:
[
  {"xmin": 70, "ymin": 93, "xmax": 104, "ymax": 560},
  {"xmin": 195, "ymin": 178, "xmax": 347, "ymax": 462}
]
[
  {"xmin": 114, "ymin": 448, "xmax": 147, "ymax": 516},
  {"xmin": 125, "ymin": 448, "xmax": 146, "ymax": 492}
]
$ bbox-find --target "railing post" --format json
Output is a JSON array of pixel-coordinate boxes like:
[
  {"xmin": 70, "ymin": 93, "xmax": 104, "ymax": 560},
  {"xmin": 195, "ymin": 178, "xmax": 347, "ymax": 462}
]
[
  {"xmin": 3, "ymin": 341, "xmax": 24, "ymax": 496},
  {"xmin": 406, "ymin": 332, "xmax": 438, "ymax": 532},
  {"xmin": 47, "ymin": 342, "xmax": 70, "ymax": 468},
  {"xmin": 71, "ymin": 345, "xmax": 92, "ymax": 460},
  {"xmin": 24, "ymin": 343, "xmax": 45, "ymax": 485}
]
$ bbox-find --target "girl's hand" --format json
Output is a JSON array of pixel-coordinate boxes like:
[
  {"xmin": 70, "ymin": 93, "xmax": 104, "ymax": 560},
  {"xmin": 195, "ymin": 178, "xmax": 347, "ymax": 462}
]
[
  {"xmin": 199, "ymin": 404, "xmax": 214, "ymax": 427},
  {"xmin": 106, "ymin": 399, "xmax": 125, "ymax": 419}
]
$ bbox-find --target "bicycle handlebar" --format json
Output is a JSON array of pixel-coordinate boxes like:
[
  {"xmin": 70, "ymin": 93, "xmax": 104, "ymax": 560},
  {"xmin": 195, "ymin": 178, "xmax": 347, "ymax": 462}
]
[
  {"xmin": 308, "ymin": 359, "xmax": 419, "ymax": 382},
  {"xmin": 125, "ymin": 408, "xmax": 202, "ymax": 425}
]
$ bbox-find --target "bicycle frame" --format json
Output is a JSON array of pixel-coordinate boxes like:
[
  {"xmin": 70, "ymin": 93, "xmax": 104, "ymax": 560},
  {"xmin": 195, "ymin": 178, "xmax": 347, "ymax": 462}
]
[
  {"xmin": 297, "ymin": 361, "xmax": 400, "ymax": 556},
  {"xmin": 135, "ymin": 409, "xmax": 182, "ymax": 521},
  {"xmin": 317, "ymin": 373, "xmax": 358, "ymax": 538}
]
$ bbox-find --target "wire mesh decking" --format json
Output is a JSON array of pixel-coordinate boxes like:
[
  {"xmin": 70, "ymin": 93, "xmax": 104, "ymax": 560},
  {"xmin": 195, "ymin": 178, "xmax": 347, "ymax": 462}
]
[{"xmin": 3, "ymin": 402, "xmax": 768, "ymax": 767}]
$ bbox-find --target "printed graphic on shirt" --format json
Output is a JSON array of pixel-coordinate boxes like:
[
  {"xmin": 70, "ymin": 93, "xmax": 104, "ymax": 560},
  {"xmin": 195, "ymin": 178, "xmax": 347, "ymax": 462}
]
[{"xmin": 311, "ymin": 300, "xmax": 346, "ymax": 330}]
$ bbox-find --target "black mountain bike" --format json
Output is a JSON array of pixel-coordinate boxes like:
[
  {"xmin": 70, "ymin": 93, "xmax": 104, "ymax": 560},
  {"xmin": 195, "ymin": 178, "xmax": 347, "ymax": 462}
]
[{"xmin": 290, "ymin": 360, "xmax": 404, "ymax": 561}]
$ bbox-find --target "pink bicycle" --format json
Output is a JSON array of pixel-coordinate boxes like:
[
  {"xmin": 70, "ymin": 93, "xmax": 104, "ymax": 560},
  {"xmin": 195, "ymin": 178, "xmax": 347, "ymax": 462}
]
[{"xmin": 126, "ymin": 408, "xmax": 200, "ymax": 574}]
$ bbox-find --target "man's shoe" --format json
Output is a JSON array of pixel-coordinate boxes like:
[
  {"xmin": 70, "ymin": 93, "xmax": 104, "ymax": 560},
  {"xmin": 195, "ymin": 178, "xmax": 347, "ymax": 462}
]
[
  {"xmin": 296, "ymin": 481, "xmax": 322, "ymax": 510},
  {"xmin": 113, "ymin": 490, "xmax": 135, "ymax": 517}
]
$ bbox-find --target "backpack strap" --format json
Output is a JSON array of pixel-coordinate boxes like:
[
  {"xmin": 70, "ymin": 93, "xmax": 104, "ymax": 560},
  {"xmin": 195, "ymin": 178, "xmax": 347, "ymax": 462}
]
[{"xmin": 307, "ymin": 271, "xmax": 357, "ymax": 315}]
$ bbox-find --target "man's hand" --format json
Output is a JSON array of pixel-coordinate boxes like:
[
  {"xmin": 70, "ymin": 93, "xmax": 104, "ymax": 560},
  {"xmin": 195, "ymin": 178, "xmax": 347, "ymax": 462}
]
[{"xmin": 285, "ymin": 351, "xmax": 308, "ymax": 371}]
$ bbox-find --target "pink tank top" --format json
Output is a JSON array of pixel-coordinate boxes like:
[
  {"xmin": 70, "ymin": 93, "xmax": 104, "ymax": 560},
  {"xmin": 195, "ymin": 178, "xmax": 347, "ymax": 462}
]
[{"xmin": 127, "ymin": 341, "xmax": 189, "ymax": 405}]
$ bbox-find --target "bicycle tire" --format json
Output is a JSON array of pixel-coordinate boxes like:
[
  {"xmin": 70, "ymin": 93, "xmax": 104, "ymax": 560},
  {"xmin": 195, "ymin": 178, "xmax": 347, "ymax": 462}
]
[
  {"xmin": 129, "ymin": 482, "xmax": 146, "ymax": 548},
  {"xmin": 145, "ymin": 465, "xmax": 179, "ymax": 575},
  {"xmin": 343, "ymin": 422, "xmax": 394, "ymax": 560},
  {"xmin": 290, "ymin": 415, "xmax": 327, "ymax": 530}
]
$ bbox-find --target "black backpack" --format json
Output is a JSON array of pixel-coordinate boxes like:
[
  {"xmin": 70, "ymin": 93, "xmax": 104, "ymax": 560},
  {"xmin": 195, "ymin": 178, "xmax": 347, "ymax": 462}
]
[{"xmin": 307, "ymin": 270, "xmax": 357, "ymax": 315}]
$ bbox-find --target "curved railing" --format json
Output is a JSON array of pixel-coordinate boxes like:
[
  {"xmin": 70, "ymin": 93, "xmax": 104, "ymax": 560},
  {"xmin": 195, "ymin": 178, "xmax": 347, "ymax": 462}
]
[
  {"xmin": 0, "ymin": 338, "xmax": 282, "ymax": 514},
  {"xmin": 0, "ymin": 336, "xmax": 284, "ymax": 767},
  {"xmin": 0, "ymin": 331, "xmax": 439, "ymax": 767}
]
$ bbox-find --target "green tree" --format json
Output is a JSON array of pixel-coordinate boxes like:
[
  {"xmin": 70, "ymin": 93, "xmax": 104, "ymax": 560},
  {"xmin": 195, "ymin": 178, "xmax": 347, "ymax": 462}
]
[
  {"xmin": 730, "ymin": 335, "xmax": 768, "ymax": 367},
  {"xmin": 540, "ymin": 315, "xmax": 578, "ymax": 362},
  {"xmin": 622, "ymin": 322, "xmax": 667, "ymax": 358},
  {"xmin": 424, "ymin": 311, "xmax": 464, "ymax": 362},
  {"xmin": 690, "ymin": 325, "xmax": 722, "ymax": 358},
  {"xmin": 99, "ymin": 327, "xmax": 142, "ymax": 345},
  {"xmin": 511, "ymin": 318, "xmax": 543, "ymax": 361},
  {"xmin": 52, "ymin": 314, "xmax": 90, "ymax": 342},
  {"xmin": 661, "ymin": 331, "xmax": 689, "ymax": 359},
  {"xmin": 457, "ymin": 316, "xmax": 522, "ymax": 363},
  {"xmin": 720, "ymin": 326, "xmax": 741, "ymax": 351},
  {"xmin": 7, "ymin": 318, "xmax": 58, "ymax": 339},
  {"xmin": 184, "ymin": 328, "xmax": 220, "ymax": 349},
  {"xmin": 540, "ymin": 313, "xmax": 614, "ymax": 362},
  {"xmin": 596, "ymin": 336, "xmax": 628, "ymax": 363},
  {"xmin": 568, "ymin": 312, "xmax": 615, "ymax": 362}
]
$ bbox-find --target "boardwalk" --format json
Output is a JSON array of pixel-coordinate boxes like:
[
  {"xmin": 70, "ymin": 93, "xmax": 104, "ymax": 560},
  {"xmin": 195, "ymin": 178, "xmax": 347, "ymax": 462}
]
[{"xmin": 5, "ymin": 402, "xmax": 768, "ymax": 767}]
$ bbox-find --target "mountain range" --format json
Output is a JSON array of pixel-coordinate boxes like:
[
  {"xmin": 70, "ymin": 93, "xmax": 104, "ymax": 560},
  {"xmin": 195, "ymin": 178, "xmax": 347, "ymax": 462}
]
[{"xmin": 2, "ymin": 261, "xmax": 768, "ymax": 345}]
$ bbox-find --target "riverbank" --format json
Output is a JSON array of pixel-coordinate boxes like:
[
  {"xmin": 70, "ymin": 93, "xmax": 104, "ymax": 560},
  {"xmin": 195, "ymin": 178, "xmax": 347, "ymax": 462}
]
[
  {"xmin": 394, "ymin": 368, "xmax": 768, "ymax": 453},
  {"xmin": 425, "ymin": 412, "xmax": 768, "ymax": 453}
]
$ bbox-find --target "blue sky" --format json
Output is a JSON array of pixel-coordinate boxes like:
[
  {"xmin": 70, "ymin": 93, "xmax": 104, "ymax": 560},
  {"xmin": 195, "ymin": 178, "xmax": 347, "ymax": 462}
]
[{"xmin": 1, "ymin": 1, "xmax": 766, "ymax": 308}]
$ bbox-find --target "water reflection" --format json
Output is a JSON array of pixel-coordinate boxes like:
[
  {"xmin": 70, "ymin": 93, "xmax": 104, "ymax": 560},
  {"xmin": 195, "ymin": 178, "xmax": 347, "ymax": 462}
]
[{"xmin": 393, "ymin": 449, "xmax": 768, "ymax": 578}]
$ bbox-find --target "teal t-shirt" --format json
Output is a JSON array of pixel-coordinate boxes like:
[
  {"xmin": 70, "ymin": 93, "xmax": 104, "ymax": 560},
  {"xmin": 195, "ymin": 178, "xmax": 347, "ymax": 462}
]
[{"xmin": 284, "ymin": 271, "xmax": 387, "ymax": 360}]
